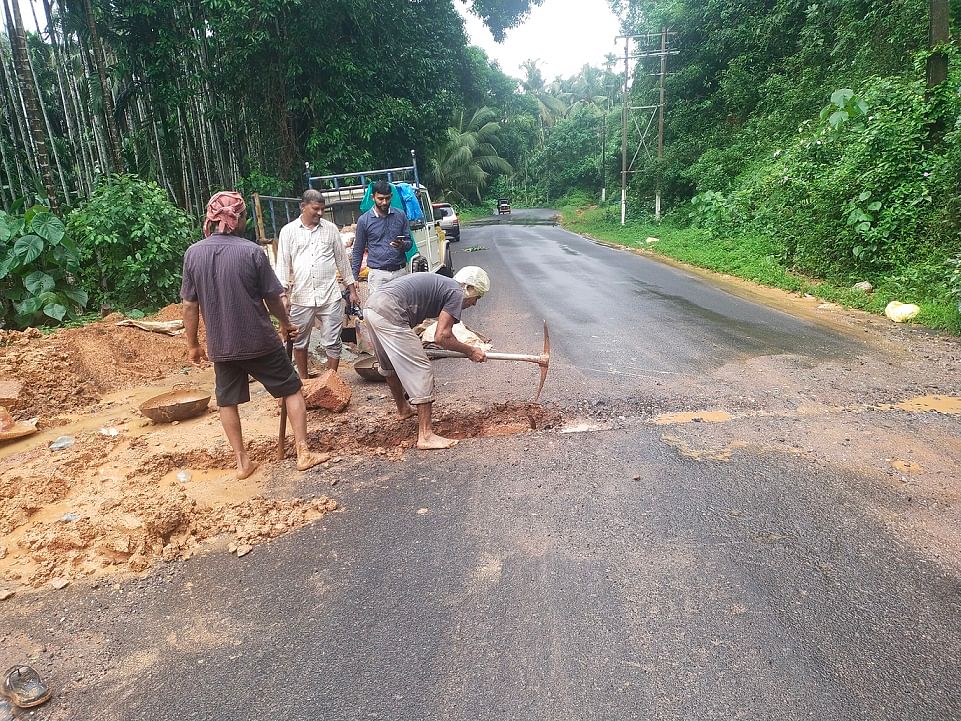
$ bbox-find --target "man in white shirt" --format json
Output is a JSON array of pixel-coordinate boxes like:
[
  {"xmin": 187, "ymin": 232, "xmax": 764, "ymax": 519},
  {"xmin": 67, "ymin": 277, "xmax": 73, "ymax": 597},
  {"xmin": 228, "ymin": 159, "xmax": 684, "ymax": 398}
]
[{"xmin": 276, "ymin": 190, "xmax": 359, "ymax": 377}]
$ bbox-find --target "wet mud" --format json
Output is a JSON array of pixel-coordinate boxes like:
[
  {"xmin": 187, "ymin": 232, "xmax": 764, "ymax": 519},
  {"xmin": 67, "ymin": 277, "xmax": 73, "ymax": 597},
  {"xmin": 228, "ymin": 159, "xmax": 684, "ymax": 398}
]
[{"xmin": 0, "ymin": 308, "xmax": 562, "ymax": 594}]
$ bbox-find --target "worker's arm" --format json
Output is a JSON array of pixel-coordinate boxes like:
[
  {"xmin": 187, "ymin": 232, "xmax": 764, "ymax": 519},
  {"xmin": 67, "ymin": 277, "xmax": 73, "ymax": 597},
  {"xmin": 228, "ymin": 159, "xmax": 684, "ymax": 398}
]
[
  {"xmin": 264, "ymin": 293, "xmax": 299, "ymax": 343},
  {"xmin": 183, "ymin": 300, "xmax": 207, "ymax": 366},
  {"xmin": 332, "ymin": 228, "xmax": 359, "ymax": 304},
  {"xmin": 351, "ymin": 216, "xmax": 367, "ymax": 278},
  {"xmin": 434, "ymin": 311, "xmax": 486, "ymax": 362}
]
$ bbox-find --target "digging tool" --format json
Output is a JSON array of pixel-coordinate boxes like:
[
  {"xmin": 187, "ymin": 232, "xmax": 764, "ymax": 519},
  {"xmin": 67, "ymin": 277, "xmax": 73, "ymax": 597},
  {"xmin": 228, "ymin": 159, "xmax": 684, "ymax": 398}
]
[
  {"xmin": 425, "ymin": 321, "xmax": 551, "ymax": 402},
  {"xmin": 277, "ymin": 337, "xmax": 294, "ymax": 460}
]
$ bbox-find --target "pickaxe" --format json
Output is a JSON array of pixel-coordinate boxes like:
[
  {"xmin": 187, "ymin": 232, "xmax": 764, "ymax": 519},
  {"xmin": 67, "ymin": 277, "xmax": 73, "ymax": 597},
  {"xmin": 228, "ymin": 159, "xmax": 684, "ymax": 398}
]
[{"xmin": 425, "ymin": 320, "xmax": 551, "ymax": 402}]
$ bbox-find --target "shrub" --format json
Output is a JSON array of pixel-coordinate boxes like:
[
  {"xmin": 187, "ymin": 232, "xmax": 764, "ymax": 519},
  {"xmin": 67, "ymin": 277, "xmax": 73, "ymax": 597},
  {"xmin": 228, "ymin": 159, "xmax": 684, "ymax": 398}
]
[
  {"xmin": 0, "ymin": 203, "xmax": 88, "ymax": 329},
  {"xmin": 68, "ymin": 175, "xmax": 196, "ymax": 310},
  {"xmin": 697, "ymin": 70, "xmax": 961, "ymax": 289}
]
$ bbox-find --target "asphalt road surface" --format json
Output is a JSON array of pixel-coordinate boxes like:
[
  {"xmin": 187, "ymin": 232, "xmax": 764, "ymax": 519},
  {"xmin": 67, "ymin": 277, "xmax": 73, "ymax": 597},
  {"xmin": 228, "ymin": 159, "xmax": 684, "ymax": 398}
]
[{"xmin": 5, "ymin": 209, "xmax": 961, "ymax": 720}]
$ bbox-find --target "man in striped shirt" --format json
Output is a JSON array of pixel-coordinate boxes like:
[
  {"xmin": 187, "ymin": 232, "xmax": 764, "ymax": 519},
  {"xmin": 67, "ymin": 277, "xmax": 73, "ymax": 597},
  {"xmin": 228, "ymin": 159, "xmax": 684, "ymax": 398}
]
[
  {"xmin": 276, "ymin": 190, "xmax": 359, "ymax": 377},
  {"xmin": 181, "ymin": 191, "xmax": 326, "ymax": 477}
]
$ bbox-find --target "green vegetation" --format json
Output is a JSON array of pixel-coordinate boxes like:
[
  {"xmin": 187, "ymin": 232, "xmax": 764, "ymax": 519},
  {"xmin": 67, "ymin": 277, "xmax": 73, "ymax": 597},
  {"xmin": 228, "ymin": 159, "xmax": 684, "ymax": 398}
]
[
  {"xmin": 428, "ymin": 108, "xmax": 513, "ymax": 204},
  {"xmin": 67, "ymin": 175, "xmax": 196, "ymax": 312},
  {"xmin": 0, "ymin": 205, "xmax": 88, "ymax": 328}
]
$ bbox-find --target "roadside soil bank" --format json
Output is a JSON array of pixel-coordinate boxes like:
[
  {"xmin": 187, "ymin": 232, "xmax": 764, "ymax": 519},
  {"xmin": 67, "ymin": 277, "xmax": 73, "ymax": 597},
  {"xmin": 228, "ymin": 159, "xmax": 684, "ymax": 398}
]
[{"xmin": 0, "ymin": 306, "xmax": 560, "ymax": 594}]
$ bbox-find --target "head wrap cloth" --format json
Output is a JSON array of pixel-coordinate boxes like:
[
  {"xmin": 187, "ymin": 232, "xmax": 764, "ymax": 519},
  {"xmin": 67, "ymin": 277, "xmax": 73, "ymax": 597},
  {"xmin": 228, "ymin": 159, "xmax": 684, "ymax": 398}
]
[{"xmin": 204, "ymin": 191, "xmax": 246, "ymax": 236}]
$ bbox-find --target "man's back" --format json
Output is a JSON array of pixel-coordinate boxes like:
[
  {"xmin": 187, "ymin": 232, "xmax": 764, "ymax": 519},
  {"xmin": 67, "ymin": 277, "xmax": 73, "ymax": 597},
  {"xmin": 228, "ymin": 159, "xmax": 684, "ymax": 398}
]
[
  {"xmin": 367, "ymin": 273, "xmax": 462, "ymax": 328},
  {"xmin": 181, "ymin": 234, "xmax": 282, "ymax": 361}
]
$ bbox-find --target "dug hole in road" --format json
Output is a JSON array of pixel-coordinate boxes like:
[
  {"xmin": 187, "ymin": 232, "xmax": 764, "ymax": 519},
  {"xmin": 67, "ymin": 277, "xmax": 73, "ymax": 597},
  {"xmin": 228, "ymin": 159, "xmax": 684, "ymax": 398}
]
[{"xmin": 1, "ymin": 208, "xmax": 960, "ymax": 720}]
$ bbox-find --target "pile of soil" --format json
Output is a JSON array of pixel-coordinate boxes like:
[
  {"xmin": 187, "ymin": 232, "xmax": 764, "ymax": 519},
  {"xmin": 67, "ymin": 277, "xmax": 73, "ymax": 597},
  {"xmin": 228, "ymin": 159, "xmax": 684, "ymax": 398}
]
[
  {"xmin": 0, "ymin": 305, "xmax": 197, "ymax": 421},
  {"xmin": 15, "ymin": 491, "xmax": 337, "ymax": 586},
  {"xmin": 0, "ymin": 424, "xmax": 338, "ymax": 588}
]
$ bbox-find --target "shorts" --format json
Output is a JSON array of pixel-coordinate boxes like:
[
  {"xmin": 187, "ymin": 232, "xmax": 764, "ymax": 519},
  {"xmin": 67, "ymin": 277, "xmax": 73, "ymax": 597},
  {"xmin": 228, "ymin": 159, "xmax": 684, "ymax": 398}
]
[
  {"xmin": 363, "ymin": 308, "xmax": 434, "ymax": 405},
  {"xmin": 366, "ymin": 267, "xmax": 408, "ymax": 299},
  {"xmin": 289, "ymin": 299, "xmax": 344, "ymax": 356},
  {"xmin": 214, "ymin": 345, "xmax": 302, "ymax": 406}
]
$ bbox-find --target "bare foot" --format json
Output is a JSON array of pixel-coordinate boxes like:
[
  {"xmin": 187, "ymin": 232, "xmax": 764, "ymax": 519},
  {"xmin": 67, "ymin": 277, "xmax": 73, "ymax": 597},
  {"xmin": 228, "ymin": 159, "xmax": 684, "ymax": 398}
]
[
  {"xmin": 296, "ymin": 449, "xmax": 330, "ymax": 471},
  {"xmin": 397, "ymin": 403, "xmax": 416, "ymax": 420},
  {"xmin": 236, "ymin": 460, "xmax": 260, "ymax": 480},
  {"xmin": 416, "ymin": 434, "xmax": 458, "ymax": 450}
]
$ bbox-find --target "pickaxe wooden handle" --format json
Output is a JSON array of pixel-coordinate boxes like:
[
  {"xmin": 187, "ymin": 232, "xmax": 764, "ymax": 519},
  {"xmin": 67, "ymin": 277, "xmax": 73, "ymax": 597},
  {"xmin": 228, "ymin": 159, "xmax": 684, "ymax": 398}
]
[
  {"xmin": 277, "ymin": 337, "xmax": 294, "ymax": 460},
  {"xmin": 425, "ymin": 321, "xmax": 551, "ymax": 402}
]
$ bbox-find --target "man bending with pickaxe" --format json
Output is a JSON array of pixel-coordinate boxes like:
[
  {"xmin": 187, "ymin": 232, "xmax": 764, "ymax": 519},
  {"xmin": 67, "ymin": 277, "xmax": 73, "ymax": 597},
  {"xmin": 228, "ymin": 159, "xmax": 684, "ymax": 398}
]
[{"xmin": 364, "ymin": 266, "xmax": 490, "ymax": 450}]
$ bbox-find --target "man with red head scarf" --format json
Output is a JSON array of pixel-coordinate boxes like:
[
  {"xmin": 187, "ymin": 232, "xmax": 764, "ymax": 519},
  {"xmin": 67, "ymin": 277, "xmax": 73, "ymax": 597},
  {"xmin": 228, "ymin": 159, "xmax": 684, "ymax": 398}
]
[{"xmin": 181, "ymin": 191, "xmax": 326, "ymax": 478}]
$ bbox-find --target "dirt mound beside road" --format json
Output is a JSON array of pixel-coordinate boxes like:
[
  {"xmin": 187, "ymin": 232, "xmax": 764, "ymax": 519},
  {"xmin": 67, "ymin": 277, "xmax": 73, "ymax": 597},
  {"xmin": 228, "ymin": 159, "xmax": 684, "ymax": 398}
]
[{"xmin": 0, "ymin": 305, "xmax": 195, "ymax": 420}]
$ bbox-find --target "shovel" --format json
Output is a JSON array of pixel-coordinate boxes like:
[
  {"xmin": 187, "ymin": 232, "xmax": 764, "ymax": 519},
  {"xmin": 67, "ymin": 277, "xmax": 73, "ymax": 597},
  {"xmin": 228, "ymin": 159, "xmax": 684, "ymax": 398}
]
[{"xmin": 425, "ymin": 321, "xmax": 551, "ymax": 402}]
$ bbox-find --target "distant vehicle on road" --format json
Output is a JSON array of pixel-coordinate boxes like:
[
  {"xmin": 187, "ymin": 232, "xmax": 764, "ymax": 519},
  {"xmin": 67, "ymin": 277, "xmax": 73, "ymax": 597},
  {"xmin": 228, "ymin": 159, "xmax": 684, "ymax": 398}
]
[
  {"xmin": 432, "ymin": 202, "xmax": 460, "ymax": 242},
  {"xmin": 497, "ymin": 198, "xmax": 511, "ymax": 215}
]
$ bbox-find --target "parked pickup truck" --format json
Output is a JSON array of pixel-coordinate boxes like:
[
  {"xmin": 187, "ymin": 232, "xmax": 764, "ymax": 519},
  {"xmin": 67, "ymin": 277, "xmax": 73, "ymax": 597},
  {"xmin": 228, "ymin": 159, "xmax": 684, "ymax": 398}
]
[{"xmin": 250, "ymin": 151, "xmax": 454, "ymax": 277}]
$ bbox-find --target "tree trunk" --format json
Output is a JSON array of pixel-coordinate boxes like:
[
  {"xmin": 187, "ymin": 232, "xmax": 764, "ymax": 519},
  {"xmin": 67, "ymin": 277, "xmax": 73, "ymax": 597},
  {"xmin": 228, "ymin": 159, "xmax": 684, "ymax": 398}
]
[
  {"xmin": 0, "ymin": 135, "xmax": 15, "ymax": 208},
  {"xmin": 80, "ymin": 0, "xmax": 123, "ymax": 172},
  {"xmin": 75, "ymin": 34, "xmax": 110, "ymax": 177},
  {"xmin": 2, "ymin": 0, "xmax": 59, "ymax": 213},
  {"xmin": 0, "ymin": 45, "xmax": 26, "ymax": 199},
  {"xmin": 55, "ymin": 0, "xmax": 97, "ymax": 192},
  {"xmin": 927, "ymin": 0, "xmax": 950, "ymax": 88},
  {"xmin": 24, "ymin": 4, "xmax": 71, "ymax": 205},
  {"xmin": 42, "ymin": 0, "xmax": 88, "ymax": 197}
]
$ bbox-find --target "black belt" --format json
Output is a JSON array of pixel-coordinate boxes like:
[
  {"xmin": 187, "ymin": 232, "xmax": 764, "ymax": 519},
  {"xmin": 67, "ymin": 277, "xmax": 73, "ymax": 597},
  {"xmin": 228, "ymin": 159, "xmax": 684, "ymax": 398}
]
[{"xmin": 372, "ymin": 264, "xmax": 404, "ymax": 272}]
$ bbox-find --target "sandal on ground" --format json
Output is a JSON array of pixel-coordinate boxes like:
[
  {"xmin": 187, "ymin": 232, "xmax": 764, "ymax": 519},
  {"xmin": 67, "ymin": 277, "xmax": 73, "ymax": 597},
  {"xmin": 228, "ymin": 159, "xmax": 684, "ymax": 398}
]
[
  {"xmin": 2, "ymin": 665, "xmax": 51, "ymax": 708},
  {"xmin": 0, "ymin": 697, "xmax": 15, "ymax": 721}
]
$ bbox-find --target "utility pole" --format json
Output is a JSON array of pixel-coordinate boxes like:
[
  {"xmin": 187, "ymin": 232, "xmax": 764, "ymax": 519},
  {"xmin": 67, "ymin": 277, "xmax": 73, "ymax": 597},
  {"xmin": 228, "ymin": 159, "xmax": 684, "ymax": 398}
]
[
  {"xmin": 656, "ymin": 27, "xmax": 667, "ymax": 219},
  {"xmin": 615, "ymin": 29, "xmax": 678, "ymax": 225},
  {"xmin": 620, "ymin": 37, "xmax": 629, "ymax": 226}
]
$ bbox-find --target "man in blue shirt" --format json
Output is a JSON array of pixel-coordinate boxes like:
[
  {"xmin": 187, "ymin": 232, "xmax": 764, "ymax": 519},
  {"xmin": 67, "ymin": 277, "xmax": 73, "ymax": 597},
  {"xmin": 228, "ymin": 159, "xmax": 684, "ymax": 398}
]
[{"xmin": 351, "ymin": 180, "xmax": 411, "ymax": 296}]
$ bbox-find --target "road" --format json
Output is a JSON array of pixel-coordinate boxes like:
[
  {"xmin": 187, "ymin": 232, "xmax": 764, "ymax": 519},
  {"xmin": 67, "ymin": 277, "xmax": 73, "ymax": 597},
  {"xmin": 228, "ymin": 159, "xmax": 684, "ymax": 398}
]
[{"xmin": 4, "ymin": 209, "xmax": 961, "ymax": 720}]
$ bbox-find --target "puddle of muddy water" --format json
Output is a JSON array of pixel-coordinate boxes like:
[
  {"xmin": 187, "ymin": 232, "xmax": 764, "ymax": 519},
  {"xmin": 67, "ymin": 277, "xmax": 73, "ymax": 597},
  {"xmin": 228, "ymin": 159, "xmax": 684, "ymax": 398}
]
[
  {"xmin": 890, "ymin": 459, "xmax": 923, "ymax": 474},
  {"xmin": 162, "ymin": 468, "xmax": 263, "ymax": 507},
  {"xmin": 891, "ymin": 395, "xmax": 961, "ymax": 414},
  {"xmin": 0, "ymin": 378, "xmax": 217, "ymax": 461}
]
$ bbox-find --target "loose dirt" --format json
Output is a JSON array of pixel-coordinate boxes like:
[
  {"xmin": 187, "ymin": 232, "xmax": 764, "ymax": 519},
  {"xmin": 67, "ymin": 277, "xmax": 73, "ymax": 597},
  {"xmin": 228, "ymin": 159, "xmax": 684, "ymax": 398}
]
[
  {"xmin": 0, "ymin": 306, "xmax": 558, "ymax": 594},
  {"xmin": 0, "ymin": 306, "xmax": 200, "ymax": 421}
]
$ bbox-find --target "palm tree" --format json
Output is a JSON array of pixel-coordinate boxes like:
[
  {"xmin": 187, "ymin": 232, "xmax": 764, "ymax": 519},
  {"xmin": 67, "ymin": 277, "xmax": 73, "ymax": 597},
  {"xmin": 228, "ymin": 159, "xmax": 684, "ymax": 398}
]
[
  {"xmin": 565, "ymin": 64, "xmax": 608, "ymax": 115},
  {"xmin": 2, "ymin": 0, "xmax": 60, "ymax": 212},
  {"xmin": 428, "ymin": 107, "xmax": 512, "ymax": 204},
  {"xmin": 520, "ymin": 58, "xmax": 566, "ymax": 135}
]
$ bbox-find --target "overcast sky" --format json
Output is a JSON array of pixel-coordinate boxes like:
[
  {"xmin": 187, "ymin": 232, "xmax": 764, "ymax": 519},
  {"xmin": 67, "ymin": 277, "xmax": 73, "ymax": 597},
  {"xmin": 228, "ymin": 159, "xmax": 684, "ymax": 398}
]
[
  {"xmin": 457, "ymin": 0, "xmax": 621, "ymax": 83},
  {"xmin": 9, "ymin": 0, "xmax": 622, "ymax": 84}
]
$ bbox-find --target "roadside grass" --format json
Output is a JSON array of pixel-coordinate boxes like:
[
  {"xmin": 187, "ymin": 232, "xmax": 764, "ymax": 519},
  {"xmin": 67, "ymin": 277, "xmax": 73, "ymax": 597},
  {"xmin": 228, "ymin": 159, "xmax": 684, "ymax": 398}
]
[
  {"xmin": 455, "ymin": 204, "xmax": 493, "ymax": 223},
  {"xmin": 560, "ymin": 203, "xmax": 961, "ymax": 335}
]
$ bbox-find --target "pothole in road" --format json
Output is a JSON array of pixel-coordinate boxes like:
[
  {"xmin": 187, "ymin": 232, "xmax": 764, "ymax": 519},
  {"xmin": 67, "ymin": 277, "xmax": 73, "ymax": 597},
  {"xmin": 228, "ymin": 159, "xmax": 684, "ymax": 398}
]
[
  {"xmin": 308, "ymin": 402, "xmax": 564, "ymax": 459},
  {"xmin": 653, "ymin": 410, "xmax": 734, "ymax": 425}
]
